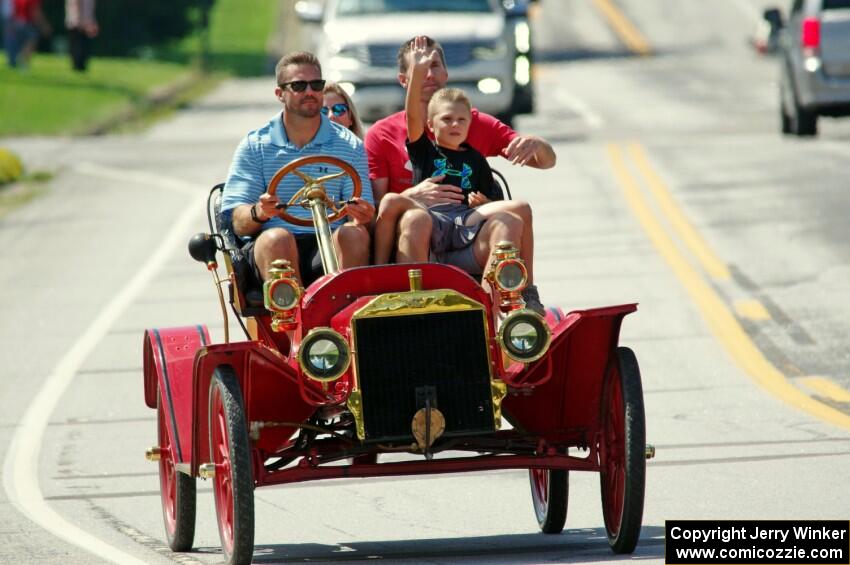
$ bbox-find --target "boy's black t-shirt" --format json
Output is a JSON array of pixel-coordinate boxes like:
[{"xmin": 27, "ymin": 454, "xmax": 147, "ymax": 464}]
[{"xmin": 406, "ymin": 134, "xmax": 503, "ymax": 205}]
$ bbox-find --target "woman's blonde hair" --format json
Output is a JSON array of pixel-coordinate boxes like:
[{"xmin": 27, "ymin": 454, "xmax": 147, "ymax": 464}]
[{"xmin": 323, "ymin": 81, "xmax": 365, "ymax": 139}]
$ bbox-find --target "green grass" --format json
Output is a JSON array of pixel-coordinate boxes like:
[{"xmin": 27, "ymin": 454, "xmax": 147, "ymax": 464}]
[
  {"xmin": 0, "ymin": 0, "xmax": 280, "ymax": 136},
  {"xmin": 0, "ymin": 55, "xmax": 190, "ymax": 136},
  {"xmin": 164, "ymin": 0, "xmax": 280, "ymax": 76}
]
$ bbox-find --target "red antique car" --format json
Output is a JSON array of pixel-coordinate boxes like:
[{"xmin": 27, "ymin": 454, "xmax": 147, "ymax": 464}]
[{"xmin": 142, "ymin": 156, "xmax": 653, "ymax": 565}]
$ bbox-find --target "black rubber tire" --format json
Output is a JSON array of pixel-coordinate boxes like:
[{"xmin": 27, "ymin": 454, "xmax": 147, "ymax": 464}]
[
  {"xmin": 529, "ymin": 469, "xmax": 569, "ymax": 534},
  {"xmin": 210, "ymin": 366, "xmax": 255, "ymax": 565},
  {"xmin": 600, "ymin": 347, "xmax": 646, "ymax": 554},
  {"xmin": 780, "ymin": 94, "xmax": 792, "ymax": 134},
  {"xmin": 158, "ymin": 398, "xmax": 196, "ymax": 552},
  {"xmin": 791, "ymin": 99, "xmax": 818, "ymax": 137}
]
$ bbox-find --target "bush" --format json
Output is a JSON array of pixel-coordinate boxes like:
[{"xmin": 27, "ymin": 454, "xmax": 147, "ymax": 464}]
[
  {"xmin": 0, "ymin": 148, "xmax": 24, "ymax": 185},
  {"xmin": 41, "ymin": 0, "xmax": 210, "ymax": 57}
]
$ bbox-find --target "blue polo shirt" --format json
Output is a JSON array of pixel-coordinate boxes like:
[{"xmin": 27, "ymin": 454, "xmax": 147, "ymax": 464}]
[{"xmin": 221, "ymin": 112, "xmax": 373, "ymax": 235}]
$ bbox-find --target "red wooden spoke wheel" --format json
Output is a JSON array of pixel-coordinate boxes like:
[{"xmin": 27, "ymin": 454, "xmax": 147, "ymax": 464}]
[
  {"xmin": 210, "ymin": 366, "xmax": 255, "ymax": 565},
  {"xmin": 599, "ymin": 347, "xmax": 646, "ymax": 554},
  {"xmin": 157, "ymin": 398, "xmax": 196, "ymax": 552},
  {"xmin": 529, "ymin": 468, "xmax": 569, "ymax": 534},
  {"xmin": 266, "ymin": 155, "xmax": 362, "ymax": 227}
]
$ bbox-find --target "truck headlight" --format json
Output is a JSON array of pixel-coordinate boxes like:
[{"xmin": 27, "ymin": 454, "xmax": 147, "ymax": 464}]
[
  {"xmin": 514, "ymin": 21, "xmax": 531, "ymax": 54},
  {"xmin": 299, "ymin": 328, "xmax": 351, "ymax": 382},
  {"xmin": 498, "ymin": 310, "xmax": 550, "ymax": 363}
]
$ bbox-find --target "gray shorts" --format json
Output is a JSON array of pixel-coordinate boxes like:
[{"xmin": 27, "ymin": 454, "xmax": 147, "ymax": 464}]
[{"xmin": 428, "ymin": 204, "xmax": 485, "ymax": 275}]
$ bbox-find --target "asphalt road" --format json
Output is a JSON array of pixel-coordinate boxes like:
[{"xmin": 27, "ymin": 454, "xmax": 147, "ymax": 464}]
[{"xmin": 1, "ymin": 1, "xmax": 849, "ymax": 564}]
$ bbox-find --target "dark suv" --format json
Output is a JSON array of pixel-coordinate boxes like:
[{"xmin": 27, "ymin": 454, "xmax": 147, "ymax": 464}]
[{"xmin": 772, "ymin": 0, "xmax": 850, "ymax": 136}]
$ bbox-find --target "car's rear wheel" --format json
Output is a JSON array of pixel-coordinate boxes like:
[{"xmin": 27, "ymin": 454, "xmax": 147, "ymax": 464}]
[
  {"xmin": 780, "ymin": 93, "xmax": 792, "ymax": 134},
  {"xmin": 210, "ymin": 366, "xmax": 255, "ymax": 565},
  {"xmin": 791, "ymin": 99, "xmax": 818, "ymax": 136},
  {"xmin": 158, "ymin": 397, "xmax": 196, "ymax": 552},
  {"xmin": 529, "ymin": 468, "xmax": 568, "ymax": 533},
  {"xmin": 599, "ymin": 347, "xmax": 645, "ymax": 554}
]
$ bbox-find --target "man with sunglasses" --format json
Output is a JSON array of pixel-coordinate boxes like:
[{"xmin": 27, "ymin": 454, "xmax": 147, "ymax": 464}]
[
  {"xmin": 221, "ymin": 51, "xmax": 375, "ymax": 287},
  {"xmin": 364, "ymin": 36, "xmax": 556, "ymax": 313}
]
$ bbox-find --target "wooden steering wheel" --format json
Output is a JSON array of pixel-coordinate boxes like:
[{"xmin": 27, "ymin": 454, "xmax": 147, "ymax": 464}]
[{"xmin": 266, "ymin": 155, "xmax": 362, "ymax": 227}]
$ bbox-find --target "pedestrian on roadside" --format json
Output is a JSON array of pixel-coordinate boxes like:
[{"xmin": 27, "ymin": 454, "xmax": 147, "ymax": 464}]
[
  {"xmin": 65, "ymin": 0, "xmax": 97, "ymax": 72},
  {"xmin": 322, "ymin": 81, "xmax": 365, "ymax": 139},
  {"xmin": 2, "ymin": 0, "xmax": 16, "ymax": 67},
  {"xmin": 10, "ymin": 0, "xmax": 51, "ymax": 69}
]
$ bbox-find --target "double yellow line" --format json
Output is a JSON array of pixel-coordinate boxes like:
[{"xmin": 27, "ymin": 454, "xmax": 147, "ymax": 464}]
[
  {"xmin": 592, "ymin": 0, "xmax": 652, "ymax": 56},
  {"xmin": 607, "ymin": 143, "xmax": 850, "ymax": 431}
]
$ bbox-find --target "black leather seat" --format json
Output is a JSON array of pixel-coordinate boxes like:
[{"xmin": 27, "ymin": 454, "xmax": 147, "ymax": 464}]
[{"xmin": 209, "ymin": 184, "xmax": 267, "ymax": 317}]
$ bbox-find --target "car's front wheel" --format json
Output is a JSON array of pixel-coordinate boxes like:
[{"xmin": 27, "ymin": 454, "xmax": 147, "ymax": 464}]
[{"xmin": 599, "ymin": 347, "xmax": 646, "ymax": 554}]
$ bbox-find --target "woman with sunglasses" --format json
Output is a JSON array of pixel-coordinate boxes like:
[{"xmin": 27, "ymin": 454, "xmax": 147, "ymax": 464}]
[{"xmin": 322, "ymin": 82, "xmax": 365, "ymax": 139}]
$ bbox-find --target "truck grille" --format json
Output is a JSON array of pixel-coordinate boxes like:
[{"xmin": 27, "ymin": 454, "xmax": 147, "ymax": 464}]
[
  {"xmin": 354, "ymin": 310, "xmax": 494, "ymax": 441},
  {"xmin": 366, "ymin": 42, "xmax": 475, "ymax": 68}
]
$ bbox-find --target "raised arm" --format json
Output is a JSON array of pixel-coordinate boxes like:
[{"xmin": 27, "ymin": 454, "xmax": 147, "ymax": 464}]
[{"xmin": 405, "ymin": 36, "xmax": 441, "ymax": 143}]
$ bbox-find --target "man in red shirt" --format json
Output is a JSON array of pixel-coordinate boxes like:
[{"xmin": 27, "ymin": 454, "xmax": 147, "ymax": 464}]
[{"xmin": 365, "ymin": 35, "xmax": 556, "ymax": 313}]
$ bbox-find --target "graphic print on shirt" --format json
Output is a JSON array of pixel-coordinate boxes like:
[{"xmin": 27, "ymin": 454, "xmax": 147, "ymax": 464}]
[{"xmin": 433, "ymin": 158, "xmax": 473, "ymax": 190}]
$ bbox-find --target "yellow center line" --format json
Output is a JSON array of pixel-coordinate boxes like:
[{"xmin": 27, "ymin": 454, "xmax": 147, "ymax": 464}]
[
  {"xmin": 800, "ymin": 377, "xmax": 850, "ymax": 403},
  {"xmin": 591, "ymin": 0, "xmax": 652, "ymax": 56},
  {"xmin": 628, "ymin": 143, "xmax": 731, "ymax": 281},
  {"xmin": 734, "ymin": 299, "xmax": 772, "ymax": 321},
  {"xmin": 606, "ymin": 143, "xmax": 850, "ymax": 431}
]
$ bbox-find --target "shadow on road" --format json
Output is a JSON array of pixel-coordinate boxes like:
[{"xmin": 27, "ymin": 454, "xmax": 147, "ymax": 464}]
[{"xmin": 229, "ymin": 525, "xmax": 666, "ymax": 564}]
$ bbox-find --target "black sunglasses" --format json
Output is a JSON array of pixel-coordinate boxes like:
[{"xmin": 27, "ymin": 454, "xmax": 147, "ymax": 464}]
[
  {"xmin": 280, "ymin": 79, "xmax": 326, "ymax": 93},
  {"xmin": 321, "ymin": 103, "xmax": 349, "ymax": 117}
]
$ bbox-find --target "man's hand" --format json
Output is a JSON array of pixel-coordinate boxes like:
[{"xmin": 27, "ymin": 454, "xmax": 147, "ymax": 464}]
[
  {"xmin": 504, "ymin": 135, "xmax": 542, "ymax": 167},
  {"xmin": 468, "ymin": 191, "xmax": 491, "ymax": 208},
  {"xmin": 503, "ymin": 134, "xmax": 557, "ymax": 169},
  {"xmin": 403, "ymin": 175, "xmax": 465, "ymax": 206},
  {"xmin": 257, "ymin": 192, "xmax": 280, "ymax": 220},
  {"xmin": 345, "ymin": 197, "xmax": 375, "ymax": 226},
  {"xmin": 409, "ymin": 36, "xmax": 440, "ymax": 77}
]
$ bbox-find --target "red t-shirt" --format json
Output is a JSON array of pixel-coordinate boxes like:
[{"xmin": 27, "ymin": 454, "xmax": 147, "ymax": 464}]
[
  {"xmin": 13, "ymin": 0, "xmax": 41, "ymax": 21},
  {"xmin": 365, "ymin": 109, "xmax": 516, "ymax": 194}
]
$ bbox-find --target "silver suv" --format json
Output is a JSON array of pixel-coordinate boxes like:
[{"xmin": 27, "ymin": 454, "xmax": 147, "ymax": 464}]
[
  {"xmin": 297, "ymin": 0, "xmax": 523, "ymax": 123},
  {"xmin": 771, "ymin": 0, "xmax": 850, "ymax": 136}
]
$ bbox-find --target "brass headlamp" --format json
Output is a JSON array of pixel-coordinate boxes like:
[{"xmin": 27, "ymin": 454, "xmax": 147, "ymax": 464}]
[
  {"xmin": 485, "ymin": 241, "xmax": 528, "ymax": 312},
  {"xmin": 298, "ymin": 327, "xmax": 351, "ymax": 382},
  {"xmin": 263, "ymin": 259, "xmax": 302, "ymax": 332}
]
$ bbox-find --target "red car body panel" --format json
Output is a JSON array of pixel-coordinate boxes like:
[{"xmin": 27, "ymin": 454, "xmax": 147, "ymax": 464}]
[
  {"xmin": 143, "ymin": 325, "xmax": 210, "ymax": 465},
  {"xmin": 504, "ymin": 304, "xmax": 637, "ymax": 438},
  {"xmin": 146, "ymin": 261, "xmax": 637, "ymax": 483}
]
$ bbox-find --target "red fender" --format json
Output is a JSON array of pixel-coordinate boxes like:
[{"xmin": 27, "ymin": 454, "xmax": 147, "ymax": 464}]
[
  {"xmin": 191, "ymin": 342, "xmax": 315, "ymax": 477},
  {"xmin": 143, "ymin": 325, "xmax": 210, "ymax": 465},
  {"xmin": 502, "ymin": 304, "xmax": 636, "ymax": 440}
]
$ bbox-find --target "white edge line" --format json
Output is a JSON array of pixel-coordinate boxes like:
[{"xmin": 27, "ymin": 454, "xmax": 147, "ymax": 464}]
[{"xmin": 3, "ymin": 184, "xmax": 206, "ymax": 565}]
